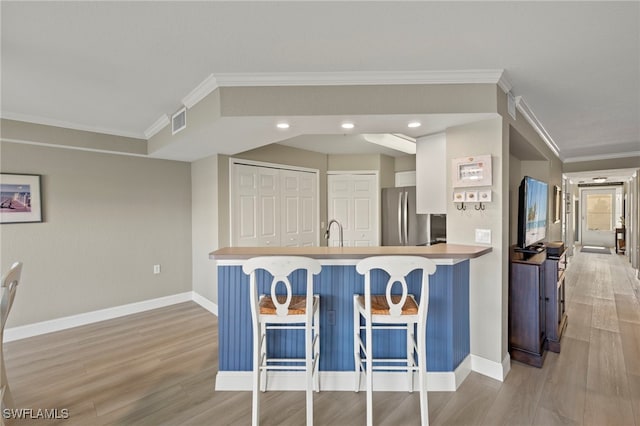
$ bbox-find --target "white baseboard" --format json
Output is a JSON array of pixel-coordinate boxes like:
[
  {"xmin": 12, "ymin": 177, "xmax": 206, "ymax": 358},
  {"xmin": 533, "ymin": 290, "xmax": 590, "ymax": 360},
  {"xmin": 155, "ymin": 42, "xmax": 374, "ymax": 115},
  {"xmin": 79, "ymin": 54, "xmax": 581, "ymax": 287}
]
[
  {"xmin": 470, "ymin": 353, "xmax": 510, "ymax": 381},
  {"xmin": 216, "ymin": 356, "xmax": 471, "ymax": 392},
  {"xmin": 192, "ymin": 291, "xmax": 218, "ymax": 316},
  {"xmin": 4, "ymin": 291, "xmax": 219, "ymax": 342}
]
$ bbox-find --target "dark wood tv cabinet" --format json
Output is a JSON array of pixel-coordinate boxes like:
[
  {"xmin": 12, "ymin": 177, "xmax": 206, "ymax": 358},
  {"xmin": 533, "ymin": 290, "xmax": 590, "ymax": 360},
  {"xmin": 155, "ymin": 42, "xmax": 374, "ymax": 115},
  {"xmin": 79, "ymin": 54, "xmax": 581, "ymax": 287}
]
[
  {"xmin": 509, "ymin": 248, "xmax": 547, "ymax": 367},
  {"xmin": 509, "ymin": 246, "xmax": 568, "ymax": 367}
]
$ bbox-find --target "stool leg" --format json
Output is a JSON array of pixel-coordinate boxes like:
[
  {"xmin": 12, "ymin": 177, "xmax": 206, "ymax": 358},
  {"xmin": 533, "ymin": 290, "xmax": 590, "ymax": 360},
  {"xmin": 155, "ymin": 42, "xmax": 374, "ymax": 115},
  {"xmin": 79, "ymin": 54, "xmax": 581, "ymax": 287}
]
[
  {"xmin": 260, "ymin": 322, "xmax": 267, "ymax": 392},
  {"xmin": 314, "ymin": 298, "xmax": 320, "ymax": 393},
  {"xmin": 407, "ymin": 324, "xmax": 414, "ymax": 393},
  {"xmin": 353, "ymin": 296, "xmax": 361, "ymax": 392},
  {"xmin": 0, "ymin": 350, "xmax": 14, "ymax": 409},
  {"xmin": 252, "ymin": 322, "xmax": 261, "ymax": 426},
  {"xmin": 365, "ymin": 315, "xmax": 373, "ymax": 426},
  {"xmin": 306, "ymin": 314, "xmax": 314, "ymax": 426},
  {"xmin": 417, "ymin": 322, "xmax": 429, "ymax": 426}
]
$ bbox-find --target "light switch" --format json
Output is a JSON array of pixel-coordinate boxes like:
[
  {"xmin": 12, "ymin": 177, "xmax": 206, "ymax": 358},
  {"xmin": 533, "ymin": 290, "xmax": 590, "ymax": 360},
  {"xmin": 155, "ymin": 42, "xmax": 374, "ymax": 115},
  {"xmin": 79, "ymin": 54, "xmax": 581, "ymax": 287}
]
[{"xmin": 475, "ymin": 229, "xmax": 491, "ymax": 244}]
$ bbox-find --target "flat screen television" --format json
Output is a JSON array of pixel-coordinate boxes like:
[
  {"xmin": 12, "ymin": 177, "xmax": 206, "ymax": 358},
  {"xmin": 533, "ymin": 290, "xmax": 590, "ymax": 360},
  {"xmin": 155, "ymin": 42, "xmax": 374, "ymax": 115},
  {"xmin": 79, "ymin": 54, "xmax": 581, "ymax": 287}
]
[{"xmin": 517, "ymin": 176, "xmax": 548, "ymax": 252}]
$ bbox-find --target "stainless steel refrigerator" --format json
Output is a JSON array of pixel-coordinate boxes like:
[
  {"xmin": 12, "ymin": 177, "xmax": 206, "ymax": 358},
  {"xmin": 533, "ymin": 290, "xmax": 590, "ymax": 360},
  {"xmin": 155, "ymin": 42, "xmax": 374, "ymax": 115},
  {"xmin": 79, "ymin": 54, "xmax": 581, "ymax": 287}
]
[{"xmin": 382, "ymin": 186, "xmax": 428, "ymax": 246}]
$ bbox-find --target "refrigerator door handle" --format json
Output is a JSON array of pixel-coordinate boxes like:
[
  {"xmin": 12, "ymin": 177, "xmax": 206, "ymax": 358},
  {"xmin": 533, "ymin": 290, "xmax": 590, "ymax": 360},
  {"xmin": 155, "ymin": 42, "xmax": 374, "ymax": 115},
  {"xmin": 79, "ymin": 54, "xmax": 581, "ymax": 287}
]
[
  {"xmin": 398, "ymin": 191, "xmax": 404, "ymax": 245},
  {"xmin": 403, "ymin": 190, "xmax": 409, "ymax": 245}
]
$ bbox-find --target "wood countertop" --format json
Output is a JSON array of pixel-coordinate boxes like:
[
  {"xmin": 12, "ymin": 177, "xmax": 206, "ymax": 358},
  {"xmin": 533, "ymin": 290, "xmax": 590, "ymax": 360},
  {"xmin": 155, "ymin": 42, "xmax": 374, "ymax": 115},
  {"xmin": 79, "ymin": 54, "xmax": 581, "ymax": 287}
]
[{"xmin": 209, "ymin": 244, "xmax": 492, "ymax": 260}]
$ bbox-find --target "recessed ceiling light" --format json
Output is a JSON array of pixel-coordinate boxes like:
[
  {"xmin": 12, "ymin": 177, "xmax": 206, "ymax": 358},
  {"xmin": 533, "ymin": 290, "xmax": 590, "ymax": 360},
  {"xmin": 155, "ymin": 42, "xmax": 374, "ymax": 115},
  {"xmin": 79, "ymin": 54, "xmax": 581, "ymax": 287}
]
[
  {"xmin": 407, "ymin": 121, "xmax": 422, "ymax": 128},
  {"xmin": 276, "ymin": 122, "xmax": 290, "ymax": 129},
  {"xmin": 592, "ymin": 177, "xmax": 607, "ymax": 183},
  {"xmin": 341, "ymin": 122, "xmax": 355, "ymax": 130}
]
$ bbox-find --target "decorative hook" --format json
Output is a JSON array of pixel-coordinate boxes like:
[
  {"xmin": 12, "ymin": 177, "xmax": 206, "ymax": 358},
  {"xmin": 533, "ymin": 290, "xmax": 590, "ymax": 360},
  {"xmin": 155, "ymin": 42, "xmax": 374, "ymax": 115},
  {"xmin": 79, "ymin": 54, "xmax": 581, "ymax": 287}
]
[
  {"xmin": 475, "ymin": 203, "xmax": 486, "ymax": 211},
  {"xmin": 456, "ymin": 202, "xmax": 466, "ymax": 211}
]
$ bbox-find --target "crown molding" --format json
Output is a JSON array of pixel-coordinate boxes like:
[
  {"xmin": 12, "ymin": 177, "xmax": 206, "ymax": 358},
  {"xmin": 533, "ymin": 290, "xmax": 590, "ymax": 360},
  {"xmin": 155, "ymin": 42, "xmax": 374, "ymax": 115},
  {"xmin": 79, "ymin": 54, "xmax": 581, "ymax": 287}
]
[
  {"xmin": 563, "ymin": 151, "xmax": 640, "ymax": 163},
  {"xmin": 213, "ymin": 69, "xmax": 507, "ymax": 87},
  {"xmin": 182, "ymin": 73, "xmax": 219, "ymax": 109},
  {"xmin": 144, "ymin": 114, "xmax": 170, "ymax": 139},
  {"xmin": 497, "ymin": 72, "xmax": 512, "ymax": 94},
  {"xmin": 0, "ymin": 111, "xmax": 145, "ymax": 139},
  {"xmin": 514, "ymin": 96, "xmax": 561, "ymax": 159}
]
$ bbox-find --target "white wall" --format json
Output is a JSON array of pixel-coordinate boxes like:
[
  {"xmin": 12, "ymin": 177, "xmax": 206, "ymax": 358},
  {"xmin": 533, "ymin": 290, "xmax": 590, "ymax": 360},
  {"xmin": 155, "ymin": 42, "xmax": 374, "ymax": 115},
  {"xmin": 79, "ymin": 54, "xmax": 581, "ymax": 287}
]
[{"xmin": 191, "ymin": 154, "xmax": 219, "ymax": 303}]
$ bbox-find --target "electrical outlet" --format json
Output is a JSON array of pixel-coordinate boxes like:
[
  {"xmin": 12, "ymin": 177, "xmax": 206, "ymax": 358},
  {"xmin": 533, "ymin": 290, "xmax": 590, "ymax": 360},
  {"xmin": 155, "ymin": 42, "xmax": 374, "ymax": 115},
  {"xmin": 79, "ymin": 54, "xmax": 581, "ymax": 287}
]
[
  {"xmin": 327, "ymin": 310, "xmax": 336, "ymax": 326},
  {"xmin": 153, "ymin": 264, "xmax": 161, "ymax": 274},
  {"xmin": 475, "ymin": 229, "xmax": 491, "ymax": 244}
]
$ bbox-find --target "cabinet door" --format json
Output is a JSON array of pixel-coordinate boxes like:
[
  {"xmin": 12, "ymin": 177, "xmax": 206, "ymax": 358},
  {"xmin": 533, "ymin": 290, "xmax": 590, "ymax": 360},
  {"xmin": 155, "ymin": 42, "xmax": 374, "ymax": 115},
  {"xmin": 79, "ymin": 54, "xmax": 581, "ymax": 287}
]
[{"xmin": 510, "ymin": 262, "xmax": 545, "ymax": 353}]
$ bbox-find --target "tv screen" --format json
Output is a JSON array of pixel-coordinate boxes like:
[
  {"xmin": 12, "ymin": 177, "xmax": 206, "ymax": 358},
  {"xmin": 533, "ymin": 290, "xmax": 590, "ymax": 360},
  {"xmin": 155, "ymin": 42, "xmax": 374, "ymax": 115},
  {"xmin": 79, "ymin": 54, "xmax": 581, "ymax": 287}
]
[{"xmin": 517, "ymin": 176, "xmax": 548, "ymax": 249}]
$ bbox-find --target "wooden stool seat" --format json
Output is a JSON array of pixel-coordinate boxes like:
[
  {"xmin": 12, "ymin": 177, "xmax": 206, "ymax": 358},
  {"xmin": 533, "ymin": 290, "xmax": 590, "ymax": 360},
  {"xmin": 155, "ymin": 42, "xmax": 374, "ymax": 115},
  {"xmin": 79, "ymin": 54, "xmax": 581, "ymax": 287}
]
[
  {"xmin": 355, "ymin": 294, "xmax": 418, "ymax": 315},
  {"xmin": 259, "ymin": 295, "xmax": 308, "ymax": 315}
]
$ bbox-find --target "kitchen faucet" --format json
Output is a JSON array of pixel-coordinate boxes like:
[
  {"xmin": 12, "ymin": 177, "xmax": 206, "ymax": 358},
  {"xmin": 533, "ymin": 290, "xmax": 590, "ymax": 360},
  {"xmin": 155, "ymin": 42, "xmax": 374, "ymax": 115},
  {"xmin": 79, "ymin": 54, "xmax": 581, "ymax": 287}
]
[{"xmin": 325, "ymin": 219, "xmax": 344, "ymax": 247}]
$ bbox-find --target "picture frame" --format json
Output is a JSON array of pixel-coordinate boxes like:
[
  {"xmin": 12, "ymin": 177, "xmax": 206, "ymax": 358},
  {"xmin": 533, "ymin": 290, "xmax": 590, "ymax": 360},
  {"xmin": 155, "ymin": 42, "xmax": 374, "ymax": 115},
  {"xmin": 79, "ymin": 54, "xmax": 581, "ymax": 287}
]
[
  {"xmin": 553, "ymin": 185, "xmax": 561, "ymax": 224},
  {"xmin": 0, "ymin": 173, "xmax": 43, "ymax": 224},
  {"xmin": 452, "ymin": 155, "xmax": 492, "ymax": 188}
]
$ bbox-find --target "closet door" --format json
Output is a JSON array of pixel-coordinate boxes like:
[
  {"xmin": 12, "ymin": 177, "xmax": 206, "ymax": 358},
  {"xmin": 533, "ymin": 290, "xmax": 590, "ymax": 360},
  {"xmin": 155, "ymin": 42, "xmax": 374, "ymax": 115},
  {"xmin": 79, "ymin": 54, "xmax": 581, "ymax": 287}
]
[
  {"xmin": 257, "ymin": 167, "xmax": 280, "ymax": 246},
  {"xmin": 233, "ymin": 165, "xmax": 280, "ymax": 247},
  {"xmin": 281, "ymin": 170, "xmax": 317, "ymax": 247},
  {"xmin": 232, "ymin": 163, "xmax": 318, "ymax": 247}
]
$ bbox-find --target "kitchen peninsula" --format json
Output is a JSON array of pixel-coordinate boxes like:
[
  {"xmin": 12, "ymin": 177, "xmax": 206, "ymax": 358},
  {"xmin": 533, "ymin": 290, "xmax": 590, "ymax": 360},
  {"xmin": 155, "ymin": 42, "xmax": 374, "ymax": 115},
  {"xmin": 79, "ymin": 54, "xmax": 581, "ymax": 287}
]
[{"xmin": 210, "ymin": 244, "xmax": 491, "ymax": 392}]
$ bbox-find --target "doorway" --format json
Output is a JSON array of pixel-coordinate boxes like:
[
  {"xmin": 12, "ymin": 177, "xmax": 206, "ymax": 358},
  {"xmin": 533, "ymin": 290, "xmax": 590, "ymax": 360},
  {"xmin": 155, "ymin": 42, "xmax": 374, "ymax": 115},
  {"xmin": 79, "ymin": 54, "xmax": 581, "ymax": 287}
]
[
  {"xmin": 327, "ymin": 172, "xmax": 379, "ymax": 247},
  {"xmin": 580, "ymin": 188, "xmax": 616, "ymax": 247}
]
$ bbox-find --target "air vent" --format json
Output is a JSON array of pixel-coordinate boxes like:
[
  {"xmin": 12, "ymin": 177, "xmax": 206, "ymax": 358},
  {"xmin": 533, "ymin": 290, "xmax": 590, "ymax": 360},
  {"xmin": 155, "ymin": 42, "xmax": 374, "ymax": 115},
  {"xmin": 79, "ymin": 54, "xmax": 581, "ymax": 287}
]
[{"xmin": 172, "ymin": 107, "xmax": 187, "ymax": 135}]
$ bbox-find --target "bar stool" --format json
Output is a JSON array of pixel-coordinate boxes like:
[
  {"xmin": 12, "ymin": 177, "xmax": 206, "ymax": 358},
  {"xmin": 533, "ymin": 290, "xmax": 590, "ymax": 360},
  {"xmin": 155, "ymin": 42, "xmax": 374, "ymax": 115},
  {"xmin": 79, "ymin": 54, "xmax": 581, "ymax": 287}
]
[
  {"xmin": 1, "ymin": 262, "xmax": 22, "ymax": 410},
  {"xmin": 243, "ymin": 256, "xmax": 322, "ymax": 426},
  {"xmin": 353, "ymin": 256, "xmax": 436, "ymax": 426}
]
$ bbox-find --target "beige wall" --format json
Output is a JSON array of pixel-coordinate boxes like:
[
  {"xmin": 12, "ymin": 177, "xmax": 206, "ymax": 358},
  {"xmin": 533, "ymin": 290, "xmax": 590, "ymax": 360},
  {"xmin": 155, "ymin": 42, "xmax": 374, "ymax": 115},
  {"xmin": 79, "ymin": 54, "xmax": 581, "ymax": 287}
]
[
  {"xmin": 446, "ymin": 117, "xmax": 506, "ymax": 365},
  {"xmin": 394, "ymin": 155, "xmax": 416, "ymax": 172},
  {"xmin": 192, "ymin": 154, "xmax": 219, "ymax": 303},
  {"xmin": 327, "ymin": 153, "xmax": 395, "ymax": 188},
  {"xmin": 220, "ymin": 84, "xmax": 497, "ymax": 117},
  {"xmin": 563, "ymin": 157, "xmax": 640, "ymax": 173},
  {"xmin": 1, "ymin": 119, "xmax": 147, "ymax": 155},
  {"xmin": 0, "ymin": 142, "xmax": 192, "ymax": 327}
]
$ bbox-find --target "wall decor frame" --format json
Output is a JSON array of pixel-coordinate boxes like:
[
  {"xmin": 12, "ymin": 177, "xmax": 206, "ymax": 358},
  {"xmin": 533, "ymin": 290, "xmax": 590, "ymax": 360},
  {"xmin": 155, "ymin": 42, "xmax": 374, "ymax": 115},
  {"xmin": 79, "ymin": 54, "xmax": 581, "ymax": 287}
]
[
  {"xmin": 553, "ymin": 185, "xmax": 561, "ymax": 224},
  {"xmin": 452, "ymin": 155, "xmax": 492, "ymax": 188},
  {"xmin": 0, "ymin": 173, "xmax": 43, "ymax": 224}
]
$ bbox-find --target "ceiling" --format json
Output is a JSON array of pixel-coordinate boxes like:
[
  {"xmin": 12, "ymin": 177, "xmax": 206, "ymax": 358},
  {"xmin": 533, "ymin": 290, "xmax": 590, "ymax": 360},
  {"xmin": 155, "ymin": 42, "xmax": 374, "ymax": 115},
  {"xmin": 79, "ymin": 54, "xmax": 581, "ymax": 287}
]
[{"xmin": 1, "ymin": 2, "xmax": 639, "ymax": 165}]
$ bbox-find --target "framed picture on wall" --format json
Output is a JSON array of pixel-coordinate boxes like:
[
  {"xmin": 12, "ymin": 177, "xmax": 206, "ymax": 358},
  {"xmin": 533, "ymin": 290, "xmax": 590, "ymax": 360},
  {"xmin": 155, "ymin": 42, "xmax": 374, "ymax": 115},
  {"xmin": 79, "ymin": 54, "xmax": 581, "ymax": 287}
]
[
  {"xmin": 553, "ymin": 185, "xmax": 561, "ymax": 224},
  {"xmin": 0, "ymin": 173, "xmax": 43, "ymax": 224},
  {"xmin": 451, "ymin": 155, "xmax": 492, "ymax": 188}
]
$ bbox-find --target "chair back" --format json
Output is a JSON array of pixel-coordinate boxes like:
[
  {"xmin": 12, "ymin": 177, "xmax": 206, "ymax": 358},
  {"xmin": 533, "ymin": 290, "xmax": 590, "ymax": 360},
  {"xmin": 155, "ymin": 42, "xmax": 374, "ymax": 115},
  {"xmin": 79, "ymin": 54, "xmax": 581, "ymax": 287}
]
[
  {"xmin": 356, "ymin": 256, "xmax": 436, "ymax": 318},
  {"xmin": 243, "ymin": 256, "xmax": 321, "ymax": 318},
  {"xmin": 1, "ymin": 262, "xmax": 22, "ymax": 335}
]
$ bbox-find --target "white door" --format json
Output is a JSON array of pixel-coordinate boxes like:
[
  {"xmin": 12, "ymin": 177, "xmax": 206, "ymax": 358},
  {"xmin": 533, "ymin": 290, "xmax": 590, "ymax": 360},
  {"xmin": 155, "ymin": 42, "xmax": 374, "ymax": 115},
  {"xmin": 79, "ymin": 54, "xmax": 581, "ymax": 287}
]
[
  {"xmin": 327, "ymin": 173, "xmax": 379, "ymax": 247},
  {"xmin": 581, "ymin": 188, "xmax": 616, "ymax": 247},
  {"xmin": 233, "ymin": 164, "xmax": 280, "ymax": 247},
  {"xmin": 232, "ymin": 162, "xmax": 319, "ymax": 247},
  {"xmin": 281, "ymin": 170, "xmax": 317, "ymax": 247}
]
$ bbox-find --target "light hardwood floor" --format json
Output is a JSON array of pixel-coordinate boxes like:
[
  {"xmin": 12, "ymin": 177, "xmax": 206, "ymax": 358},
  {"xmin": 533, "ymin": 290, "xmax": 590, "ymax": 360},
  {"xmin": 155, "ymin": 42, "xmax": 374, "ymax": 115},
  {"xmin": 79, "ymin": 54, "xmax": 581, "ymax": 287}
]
[{"xmin": 4, "ymin": 249, "xmax": 640, "ymax": 425}]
